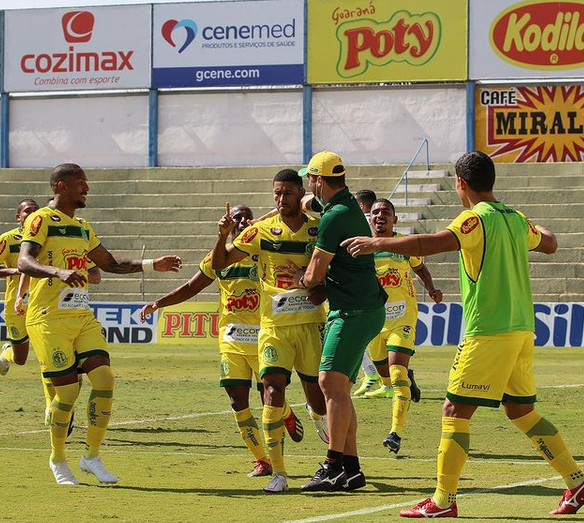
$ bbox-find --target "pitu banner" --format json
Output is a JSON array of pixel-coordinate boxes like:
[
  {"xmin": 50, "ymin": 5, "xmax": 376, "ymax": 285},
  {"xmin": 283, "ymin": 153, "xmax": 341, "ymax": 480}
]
[
  {"xmin": 475, "ymin": 85, "xmax": 584, "ymax": 162},
  {"xmin": 307, "ymin": 0, "xmax": 467, "ymax": 83}
]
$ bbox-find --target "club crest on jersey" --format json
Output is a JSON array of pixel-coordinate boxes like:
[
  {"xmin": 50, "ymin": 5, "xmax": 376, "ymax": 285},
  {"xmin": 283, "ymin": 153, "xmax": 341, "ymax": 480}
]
[
  {"xmin": 10, "ymin": 326, "xmax": 20, "ymax": 338},
  {"xmin": 305, "ymin": 241, "xmax": 316, "ymax": 257},
  {"xmin": 271, "ymin": 227, "xmax": 283, "ymax": 235},
  {"xmin": 0, "ymin": 239, "xmax": 6, "ymax": 256},
  {"xmin": 308, "ymin": 227, "xmax": 318, "ymax": 236},
  {"xmin": 29, "ymin": 215, "xmax": 43, "ymax": 237},
  {"xmin": 263, "ymin": 345, "xmax": 278, "ymax": 363},
  {"xmin": 526, "ymin": 219, "xmax": 538, "ymax": 236},
  {"xmin": 240, "ymin": 227, "xmax": 258, "ymax": 244},
  {"xmin": 52, "ymin": 349, "xmax": 69, "ymax": 368},
  {"xmin": 220, "ymin": 359, "xmax": 230, "ymax": 377},
  {"xmin": 50, "ymin": 215, "xmax": 61, "ymax": 222},
  {"xmin": 461, "ymin": 216, "xmax": 479, "ymax": 234}
]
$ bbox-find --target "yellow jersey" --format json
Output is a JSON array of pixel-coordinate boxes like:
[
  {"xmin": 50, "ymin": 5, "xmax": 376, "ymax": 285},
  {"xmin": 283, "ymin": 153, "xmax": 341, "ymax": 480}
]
[
  {"xmin": 232, "ymin": 214, "xmax": 326, "ymax": 328},
  {"xmin": 21, "ymin": 206, "xmax": 101, "ymax": 325},
  {"xmin": 0, "ymin": 226, "xmax": 24, "ymax": 312}
]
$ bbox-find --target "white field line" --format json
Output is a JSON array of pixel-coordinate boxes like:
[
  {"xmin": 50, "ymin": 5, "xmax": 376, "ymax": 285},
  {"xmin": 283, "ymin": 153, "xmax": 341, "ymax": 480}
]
[
  {"xmin": 275, "ymin": 475, "xmax": 564, "ymax": 523},
  {"xmin": 2, "ymin": 382, "xmax": 583, "ymax": 438}
]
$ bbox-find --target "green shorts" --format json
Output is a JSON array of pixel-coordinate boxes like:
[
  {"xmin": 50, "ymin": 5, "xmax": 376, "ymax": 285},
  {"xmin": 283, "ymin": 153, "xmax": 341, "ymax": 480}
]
[{"xmin": 320, "ymin": 306, "xmax": 385, "ymax": 382}]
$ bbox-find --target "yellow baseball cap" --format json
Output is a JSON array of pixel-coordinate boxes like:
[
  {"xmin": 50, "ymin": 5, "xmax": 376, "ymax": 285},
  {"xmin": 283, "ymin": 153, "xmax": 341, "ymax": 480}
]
[{"xmin": 299, "ymin": 150, "xmax": 346, "ymax": 177}]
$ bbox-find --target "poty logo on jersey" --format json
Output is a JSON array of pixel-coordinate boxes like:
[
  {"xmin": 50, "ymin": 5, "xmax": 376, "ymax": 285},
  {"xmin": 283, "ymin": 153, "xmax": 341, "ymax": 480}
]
[
  {"xmin": 62, "ymin": 11, "xmax": 95, "ymax": 43},
  {"xmin": 225, "ymin": 290, "xmax": 260, "ymax": 313},
  {"xmin": 65, "ymin": 253, "xmax": 88, "ymax": 272},
  {"xmin": 19, "ymin": 11, "xmax": 135, "ymax": 75},
  {"xmin": 162, "ymin": 19, "xmax": 198, "ymax": 53},
  {"xmin": 272, "ymin": 290, "xmax": 316, "ymax": 315},
  {"xmin": 377, "ymin": 269, "xmax": 401, "ymax": 287}
]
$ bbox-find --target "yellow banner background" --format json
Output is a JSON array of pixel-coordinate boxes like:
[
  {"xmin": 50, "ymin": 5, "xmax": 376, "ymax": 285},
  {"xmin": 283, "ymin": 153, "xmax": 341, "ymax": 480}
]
[{"xmin": 156, "ymin": 302, "xmax": 220, "ymax": 345}]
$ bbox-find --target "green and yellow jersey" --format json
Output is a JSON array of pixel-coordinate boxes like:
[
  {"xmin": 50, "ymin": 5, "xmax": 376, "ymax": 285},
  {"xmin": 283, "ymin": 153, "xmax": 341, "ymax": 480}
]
[
  {"xmin": 232, "ymin": 214, "xmax": 326, "ymax": 328},
  {"xmin": 374, "ymin": 237, "xmax": 422, "ymax": 326},
  {"xmin": 446, "ymin": 201, "xmax": 542, "ymax": 336},
  {"xmin": 21, "ymin": 206, "xmax": 101, "ymax": 325},
  {"xmin": 0, "ymin": 227, "xmax": 24, "ymax": 314}
]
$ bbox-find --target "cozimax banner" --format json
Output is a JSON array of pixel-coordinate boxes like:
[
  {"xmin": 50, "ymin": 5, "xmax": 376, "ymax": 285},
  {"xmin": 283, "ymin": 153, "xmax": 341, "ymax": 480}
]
[
  {"xmin": 4, "ymin": 6, "xmax": 151, "ymax": 92},
  {"xmin": 470, "ymin": 0, "xmax": 584, "ymax": 79},
  {"xmin": 307, "ymin": 0, "xmax": 467, "ymax": 84},
  {"xmin": 152, "ymin": 0, "xmax": 304, "ymax": 88}
]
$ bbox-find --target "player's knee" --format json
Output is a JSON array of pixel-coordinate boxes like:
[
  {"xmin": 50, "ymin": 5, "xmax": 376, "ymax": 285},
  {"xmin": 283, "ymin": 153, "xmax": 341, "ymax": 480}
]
[
  {"xmin": 389, "ymin": 364, "xmax": 410, "ymax": 388},
  {"xmin": 54, "ymin": 382, "xmax": 81, "ymax": 405},
  {"xmin": 87, "ymin": 365, "xmax": 115, "ymax": 390},
  {"xmin": 12, "ymin": 344, "xmax": 29, "ymax": 365},
  {"xmin": 226, "ymin": 387, "xmax": 250, "ymax": 411}
]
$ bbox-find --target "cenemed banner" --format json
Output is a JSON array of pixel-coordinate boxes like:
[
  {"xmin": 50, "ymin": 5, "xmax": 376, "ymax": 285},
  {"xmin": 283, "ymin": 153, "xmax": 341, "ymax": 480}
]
[
  {"xmin": 152, "ymin": 0, "xmax": 304, "ymax": 88},
  {"xmin": 3, "ymin": 6, "xmax": 151, "ymax": 92},
  {"xmin": 475, "ymin": 85, "xmax": 584, "ymax": 162},
  {"xmin": 470, "ymin": 0, "xmax": 584, "ymax": 79},
  {"xmin": 307, "ymin": 0, "xmax": 467, "ymax": 84}
]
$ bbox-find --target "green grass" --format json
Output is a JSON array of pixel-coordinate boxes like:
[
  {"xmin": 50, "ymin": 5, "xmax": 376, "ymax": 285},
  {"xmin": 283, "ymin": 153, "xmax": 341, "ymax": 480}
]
[{"xmin": 1, "ymin": 345, "xmax": 583, "ymax": 523}]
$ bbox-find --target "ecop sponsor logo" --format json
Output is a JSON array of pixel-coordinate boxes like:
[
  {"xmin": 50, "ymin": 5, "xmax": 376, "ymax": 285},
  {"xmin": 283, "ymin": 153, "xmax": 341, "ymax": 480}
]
[
  {"xmin": 162, "ymin": 19, "xmax": 198, "ymax": 53},
  {"xmin": 337, "ymin": 10, "xmax": 441, "ymax": 78},
  {"xmin": 491, "ymin": 1, "xmax": 584, "ymax": 69},
  {"xmin": 272, "ymin": 290, "xmax": 316, "ymax": 315},
  {"xmin": 385, "ymin": 300, "xmax": 406, "ymax": 320},
  {"xmin": 20, "ymin": 11, "xmax": 135, "ymax": 76},
  {"xmin": 223, "ymin": 323, "xmax": 260, "ymax": 344}
]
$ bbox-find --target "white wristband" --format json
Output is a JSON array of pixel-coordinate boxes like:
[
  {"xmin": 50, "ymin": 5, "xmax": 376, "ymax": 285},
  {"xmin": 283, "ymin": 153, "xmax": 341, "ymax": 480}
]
[{"xmin": 142, "ymin": 259, "xmax": 155, "ymax": 272}]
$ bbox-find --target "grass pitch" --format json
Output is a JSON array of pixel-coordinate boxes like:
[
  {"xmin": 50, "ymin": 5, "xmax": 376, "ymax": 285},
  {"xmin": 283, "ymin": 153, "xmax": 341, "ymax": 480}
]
[{"xmin": 1, "ymin": 345, "xmax": 583, "ymax": 523}]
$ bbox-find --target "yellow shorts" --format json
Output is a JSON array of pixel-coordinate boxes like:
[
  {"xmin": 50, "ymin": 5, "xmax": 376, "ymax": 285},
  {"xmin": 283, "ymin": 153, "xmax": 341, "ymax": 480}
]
[
  {"xmin": 4, "ymin": 311, "xmax": 28, "ymax": 345},
  {"xmin": 27, "ymin": 314, "xmax": 108, "ymax": 378},
  {"xmin": 259, "ymin": 322, "xmax": 324, "ymax": 383},
  {"xmin": 219, "ymin": 352, "xmax": 261, "ymax": 389},
  {"xmin": 218, "ymin": 324, "xmax": 260, "ymax": 356},
  {"xmin": 447, "ymin": 331, "xmax": 537, "ymax": 408},
  {"xmin": 369, "ymin": 320, "xmax": 416, "ymax": 363}
]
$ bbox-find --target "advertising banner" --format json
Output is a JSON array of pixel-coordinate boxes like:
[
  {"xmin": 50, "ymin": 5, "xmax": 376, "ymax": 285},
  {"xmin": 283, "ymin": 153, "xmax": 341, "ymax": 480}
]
[
  {"xmin": 4, "ymin": 6, "xmax": 151, "ymax": 92},
  {"xmin": 475, "ymin": 85, "xmax": 584, "ymax": 162},
  {"xmin": 307, "ymin": 0, "xmax": 467, "ymax": 84},
  {"xmin": 155, "ymin": 302, "xmax": 220, "ymax": 345},
  {"xmin": 152, "ymin": 0, "xmax": 304, "ymax": 88},
  {"xmin": 470, "ymin": 0, "xmax": 584, "ymax": 79}
]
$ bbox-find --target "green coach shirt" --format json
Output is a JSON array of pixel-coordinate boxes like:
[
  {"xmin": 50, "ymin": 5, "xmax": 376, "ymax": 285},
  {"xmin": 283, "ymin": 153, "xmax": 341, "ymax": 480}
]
[{"xmin": 315, "ymin": 187, "xmax": 387, "ymax": 311}]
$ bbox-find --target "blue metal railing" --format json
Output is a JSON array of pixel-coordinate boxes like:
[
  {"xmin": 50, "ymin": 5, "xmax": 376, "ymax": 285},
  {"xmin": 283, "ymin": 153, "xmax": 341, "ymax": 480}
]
[{"xmin": 388, "ymin": 139, "xmax": 430, "ymax": 206}]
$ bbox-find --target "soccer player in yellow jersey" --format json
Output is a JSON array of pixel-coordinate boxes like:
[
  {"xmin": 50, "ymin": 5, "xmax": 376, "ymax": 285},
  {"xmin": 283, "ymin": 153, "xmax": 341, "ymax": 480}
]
[
  {"xmin": 0, "ymin": 199, "xmax": 40, "ymax": 374},
  {"xmin": 18, "ymin": 163, "xmax": 181, "ymax": 486},
  {"xmin": 139, "ymin": 204, "xmax": 303, "ymax": 478},
  {"xmin": 212, "ymin": 169, "xmax": 328, "ymax": 493},
  {"xmin": 344, "ymin": 151, "xmax": 584, "ymax": 518},
  {"xmin": 366, "ymin": 198, "xmax": 442, "ymax": 454}
]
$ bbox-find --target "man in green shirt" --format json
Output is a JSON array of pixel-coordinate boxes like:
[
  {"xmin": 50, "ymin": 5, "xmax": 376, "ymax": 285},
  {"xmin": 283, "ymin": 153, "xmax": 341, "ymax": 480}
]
[
  {"xmin": 343, "ymin": 151, "xmax": 584, "ymax": 518},
  {"xmin": 294, "ymin": 151, "xmax": 387, "ymax": 492}
]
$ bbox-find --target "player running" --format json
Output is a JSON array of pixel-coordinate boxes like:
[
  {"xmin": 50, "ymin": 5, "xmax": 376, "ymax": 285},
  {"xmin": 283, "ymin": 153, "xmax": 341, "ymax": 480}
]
[
  {"xmin": 343, "ymin": 151, "xmax": 584, "ymax": 518},
  {"xmin": 18, "ymin": 163, "xmax": 182, "ymax": 486},
  {"xmin": 139, "ymin": 203, "xmax": 304, "ymax": 479},
  {"xmin": 366, "ymin": 198, "xmax": 442, "ymax": 454},
  {"xmin": 212, "ymin": 169, "xmax": 328, "ymax": 493}
]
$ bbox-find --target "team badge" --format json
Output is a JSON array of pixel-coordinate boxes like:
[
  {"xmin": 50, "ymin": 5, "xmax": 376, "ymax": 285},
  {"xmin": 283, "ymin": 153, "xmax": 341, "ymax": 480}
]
[
  {"xmin": 220, "ymin": 359, "xmax": 230, "ymax": 377},
  {"xmin": 52, "ymin": 350, "xmax": 69, "ymax": 368},
  {"xmin": 526, "ymin": 219, "xmax": 539, "ymax": 236},
  {"xmin": 50, "ymin": 215, "xmax": 61, "ymax": 222},
  {"xmin": 240, "ymin": 227, "xmax": 258, "ymax": 244},
  {"xmin": 305, "ymin": 241, "xmax": 316, "ymax": 257},
  {"xmin": 249, "ymin": 265, "xmax": 259, "ymax": 282},
  {"xmin": 308, "ymin": 227, "xmax": 318, "ymax": 236},
  {"xmin": 271, "ymin": 227, "xmax": 283, "ymax": 235},
  {"xmin": 28, "ymin": 215, "xmax": 43, "ymax": 237},
  {"xmin": 461, "ymin": 216, "xmax": 479, "ymax": 234},
  {"xmin": 10, "ymin": 326, "xmax": 19, "ymax": 338},
  {"xmin": 81, "ymin": 229, "xmax": 89, "ymax": 241},
  {"xmin": 263, "ymin": 345, "xmax": 278, "ymax": 363},
  {"xmin": 0, "ymin": 239, "xmax": 6, "ymax": 256},
  {"xmin": 251, "ymin": 254, "xmax": 259, "ymax": 262}
]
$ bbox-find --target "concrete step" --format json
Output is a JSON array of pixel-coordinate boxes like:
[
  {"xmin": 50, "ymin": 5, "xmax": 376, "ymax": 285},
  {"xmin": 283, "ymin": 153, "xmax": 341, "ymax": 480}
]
[
  {"xmin": 393, "ymin": 183, "xmax": 442, "ymax": 193},
  {"xmin": 406, "ymin": 170, "xmax": 450, "ymax": 179}
]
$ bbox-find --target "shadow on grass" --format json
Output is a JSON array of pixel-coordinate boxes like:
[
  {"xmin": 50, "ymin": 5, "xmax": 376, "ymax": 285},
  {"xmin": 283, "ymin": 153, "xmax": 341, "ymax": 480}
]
[
  {"xmin": 107, "ymin": 427, "xmax": 214, "ymax": 435},
  {"xmin": 464, "ymin": 518, "xmax": 584, "ymax": 521},
  {"xmin": 471, "ymin": 452, "xmax": 584, "ymax": 462},
  {"xmin": 103, "ymin": 437, "xmax": 246, "ymax": 450}
]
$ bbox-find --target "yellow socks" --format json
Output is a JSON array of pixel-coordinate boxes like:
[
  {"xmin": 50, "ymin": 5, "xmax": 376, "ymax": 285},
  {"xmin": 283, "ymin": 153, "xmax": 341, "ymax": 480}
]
[
  {"xmin": 85, "ymin": 366, "xmax": 114, "ymax": 459},
  {"xmin": 49, "ymin": 382, "xmax": 80, "ymax": 462},
  {"xmin": 389, "ymin": 364, "xmax": 411, "ymax": 436},
  {"xmin": 512, "ymin": 410, "xmax": 584, "ymax": 489},
  {"xmin": 433, "ymin": 417, "xmax": 470, "ymax": 508},
  {"xmin": 262, "ymin": 405, "xmax": 285, "ymax": 475},
  {"xmin": 233, "ymin": 407, "xmax": 267, "ymax": 462}
]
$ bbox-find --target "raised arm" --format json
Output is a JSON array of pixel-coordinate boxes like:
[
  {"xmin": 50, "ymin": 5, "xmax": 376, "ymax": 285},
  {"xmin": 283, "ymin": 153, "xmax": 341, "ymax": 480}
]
[
  {"xmin": 88, "ymin": 244, "xmax": 182, "ymax": 274},
  {"xmin": 0, "ymin": 267, "xmax": 19, "ymax": 277},
  {"xmin": 211, "ymin": 203, "xmax": 248, "ymax": 270}
]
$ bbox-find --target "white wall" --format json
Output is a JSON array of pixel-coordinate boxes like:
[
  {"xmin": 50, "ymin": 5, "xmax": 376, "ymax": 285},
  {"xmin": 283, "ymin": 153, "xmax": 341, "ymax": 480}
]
[
  {"xmin": 312, "ymin": 86, "xmax": 467, "ymax": 164},
  {"xmin": 9, "ymin": 95, "xmax": 149, "ymax": 167},
  {"xmin": 158, "ymin": 90, "xmax": 303, "ymax": 166}
]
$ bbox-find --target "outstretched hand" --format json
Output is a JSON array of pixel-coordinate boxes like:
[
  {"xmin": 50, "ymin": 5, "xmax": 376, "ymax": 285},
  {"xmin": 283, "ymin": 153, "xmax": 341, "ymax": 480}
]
[
  {"xmin": 154, "ymin": 256, "xmax": 182, "ymax": 272},
  {"xmin": 139, "ymin": 302, "xmax": 158, "ymax": 323},
  {"xmin": 340, "ymin": 236, "xmax": 378, "ymax": 257}
]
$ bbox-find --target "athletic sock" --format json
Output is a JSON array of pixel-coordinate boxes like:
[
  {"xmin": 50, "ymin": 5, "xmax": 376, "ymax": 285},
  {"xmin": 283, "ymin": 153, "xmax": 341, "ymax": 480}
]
[
  {"xmin": 262, "ymin": 405, "xmax": 286, "ymax": 475},
  {"xmin": 511, "ymin": 410, "xmax": 584, "ymax": 489},
  {"xmin": 233, "ymin": 407, "xmax": 267, "ymax": 462},
  {"xmin": 85, "ymin": 366, "xmax": 114, "ymax": 459},
  {"xmin": 343, "ymin": 454, "xmax": 360, "ymax": 475},
  {"xmin": 433, "ymin": 416, "xmax": 470, "ymax": 508},
  {"xmin": 389, "ymin": 364, "xmax": 411, "ymax": 436},
  {"xmin": 49, "ymin": 382, "xmax": 80, "ymax": 462},
  {"xmin": 42, "ymin": 376, "xmax": 55, "ymax": 410},
  {"xmin": 325, "ymin": 449, "xmax": 344, "ymax": 471},
  {"xmin": 380, "ymin": 376, "xmax": 392, "ymax": 387}
]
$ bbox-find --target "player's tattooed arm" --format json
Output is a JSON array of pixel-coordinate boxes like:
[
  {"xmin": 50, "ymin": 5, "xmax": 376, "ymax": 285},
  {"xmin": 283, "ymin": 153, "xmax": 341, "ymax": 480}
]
[
  {"xmin": 88, "ymin": 244, "xmax": 182, "ymax": 274},
  {"xmin": 18, "ymin": 241, "xmax": 87, "ymax": 287}
]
